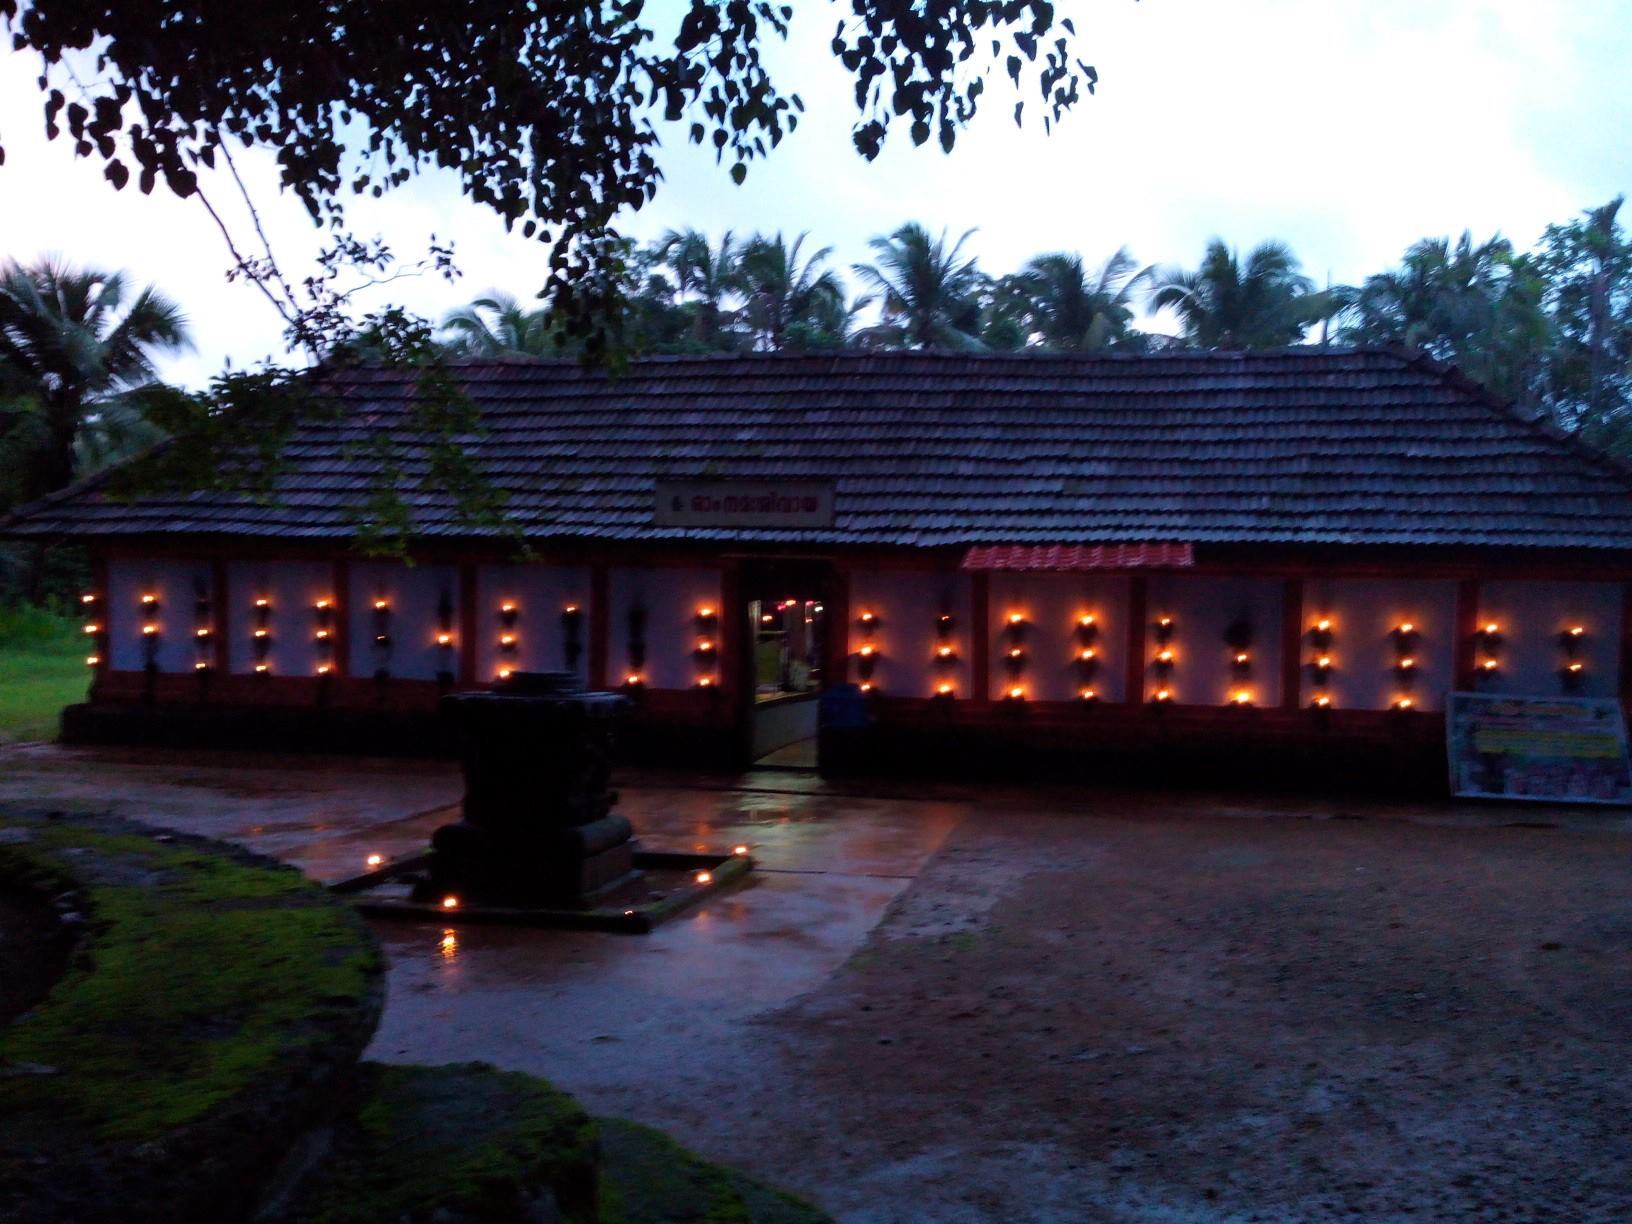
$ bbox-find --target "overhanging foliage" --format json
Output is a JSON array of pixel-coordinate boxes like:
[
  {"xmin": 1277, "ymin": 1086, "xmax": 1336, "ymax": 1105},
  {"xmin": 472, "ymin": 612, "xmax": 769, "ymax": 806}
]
[{"xmin": 1, "ymin": 0, "xmax": 1097, "ymax": 353}]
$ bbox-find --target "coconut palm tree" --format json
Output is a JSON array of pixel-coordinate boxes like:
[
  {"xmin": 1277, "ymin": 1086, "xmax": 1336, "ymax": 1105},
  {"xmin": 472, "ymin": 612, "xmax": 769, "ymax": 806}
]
[
  {"xmin": 1148, "ymin": 239, "xmax": 1329, "ymax": 350},
  {"xmin": 1481, "ymin": 251, "xmax": 1555, "ymax": 411},
  {"xmin": 439, "ymin": 292, "xmax": 553, "ymax": 357},
  {"xmin": 0, "ymin": 257, "xmax": 190, "ymax": 505},
  {"xmin": 1337, "ymin": 232, "xmax": 1512, "ymax": 357},
  {"xmin": 0, "ymin": 368, "xmax": 46, "ymax": 511},
  {"xmin": 1538, "ymin": 197, "xmax": 1632, "ymax": 434},
  {"xmin": 1013, "ymin": 248, "xmax": 1153, "ymax": 351},
  {"xmin": 852, "ymin": 223, "xmax": 987, "ymax": 350},
  {"xmin": 736, "ymin": 232, "xmax": 848, "ymax": 350},
  {"xmin": 976, "ymin": 275, "xmax": 1030, "ymax": 351},
  {"xmin": 1339, "ymin": 232, "xmax": 1557, "ymax": 412},
  {"xmin": 783, "ymin": 288, "xmax": 870, "ymax": 353},
  {"xmin": 656, "ymin": 228, "xmax": 741, "ymax": 346}
]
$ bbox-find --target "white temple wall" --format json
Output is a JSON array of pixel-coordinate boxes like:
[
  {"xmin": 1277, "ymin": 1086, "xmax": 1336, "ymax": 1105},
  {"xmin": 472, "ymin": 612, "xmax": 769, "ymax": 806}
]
[
  {"xmin": 606, "ymin": 566, "xmax": 723, "ymax": 690},
  {"xmin": 474, "ymin": 564, "xmax": 593, "ymax": 683},
  {"xmin": 225, "ymin": 561, "xmax": 334, "ymax": 677},
  {"xmin": 105, "ymin": 557, "xmax": 215, "ymax": 673},
  {"xmin": 347, "ymin": 561, "xmax": 461, "ymax": 680},
  {"xmin": 1303, "ymin": 578, "xmax": 1458, "ymax": 710},
  {"xmin": 846, "ymin": 570, "xmax": 973, "ymax": 698},
  {"xmin": 1475, "ymin": 580, "xmax": 1621, "ymax": 699},
  {"xmin": 1145, "ymin": 574, "xmax": 1285, "ymax": 707},
  {"xmin": 97, "ymin": 554, "xmax": 1629, "ymax": 713},
  {"xmin": 987, "ymin": 574, "xmax": 1130, "ymax": 702}
]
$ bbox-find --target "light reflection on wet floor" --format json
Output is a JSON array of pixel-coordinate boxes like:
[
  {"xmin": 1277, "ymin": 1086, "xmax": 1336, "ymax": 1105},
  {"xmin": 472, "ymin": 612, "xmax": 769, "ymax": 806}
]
[
  {"xmin": 0, "ymin": 745, "xmax": 963, "ymax": 1135},
  {"xmin": 357, "ymin": 783, "xmax": 963, "ymax": 1133}
]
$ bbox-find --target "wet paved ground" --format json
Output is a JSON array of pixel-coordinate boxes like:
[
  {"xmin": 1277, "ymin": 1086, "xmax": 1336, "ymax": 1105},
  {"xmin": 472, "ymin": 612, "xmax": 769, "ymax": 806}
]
[
  {"xmin": 5, "ymin": 742, "xmax": 1631, "ymax": 1221},
  {"xmin": 753, "ymin": 736, "xmax": 819, "ymax": 769},
  {"xmin": 0, "ymin": 744, "xmax": 965, "ymax": 1189},
  {"xmin": 0, "ymin": 742, "xmax": 962, "ymax": 1086}
]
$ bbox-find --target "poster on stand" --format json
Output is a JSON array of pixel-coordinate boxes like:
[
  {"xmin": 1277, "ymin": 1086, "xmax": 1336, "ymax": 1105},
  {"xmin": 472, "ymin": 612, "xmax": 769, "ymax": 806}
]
[{"xmin": 1447, "ymin": 692, "xmax": 1632, "ymax": 805}]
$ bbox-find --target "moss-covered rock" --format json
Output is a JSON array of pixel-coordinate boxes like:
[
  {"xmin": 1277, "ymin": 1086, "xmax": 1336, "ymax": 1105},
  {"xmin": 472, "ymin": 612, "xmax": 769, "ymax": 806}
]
[
  {"xmin": 0, "ymin": 807, "xmax": 384, "ymax": 1224},
  {"xmin": 272, "ymin": 1061, "xmax": 599, "ymax": 1223}
]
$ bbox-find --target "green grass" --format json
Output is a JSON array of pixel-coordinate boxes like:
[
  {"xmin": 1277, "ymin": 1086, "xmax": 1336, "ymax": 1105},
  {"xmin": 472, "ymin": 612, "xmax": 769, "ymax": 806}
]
[{"xmin": 0, "ymin": 604, "xmax": 87, "ymax": 743}]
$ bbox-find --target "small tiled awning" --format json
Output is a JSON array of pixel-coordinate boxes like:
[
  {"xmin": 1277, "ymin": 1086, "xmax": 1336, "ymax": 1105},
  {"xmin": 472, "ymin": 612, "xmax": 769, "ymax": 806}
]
[{"xmin": 960, "ymin": 543, "xmax": 1195, "ymax": 572}]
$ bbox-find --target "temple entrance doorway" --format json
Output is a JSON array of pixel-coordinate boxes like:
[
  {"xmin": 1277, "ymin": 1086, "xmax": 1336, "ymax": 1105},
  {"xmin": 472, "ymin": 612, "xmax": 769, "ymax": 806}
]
[{"xmin": 736, "ymin": 560, "xmax": 837, "ymax": 769}]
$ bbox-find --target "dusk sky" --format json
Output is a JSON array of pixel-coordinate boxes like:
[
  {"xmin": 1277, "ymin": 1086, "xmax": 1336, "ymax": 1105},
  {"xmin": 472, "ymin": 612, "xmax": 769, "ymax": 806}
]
[{"xmin": 3, "ymin": 0, "xmax": 1630, "ymax": 387}]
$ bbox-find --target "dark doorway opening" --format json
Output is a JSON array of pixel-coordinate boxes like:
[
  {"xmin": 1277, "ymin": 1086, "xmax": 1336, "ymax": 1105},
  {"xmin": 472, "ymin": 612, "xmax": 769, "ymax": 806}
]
[{"xmin": 736, "ymin": 559, "xmax": 837, "ymax": 769}]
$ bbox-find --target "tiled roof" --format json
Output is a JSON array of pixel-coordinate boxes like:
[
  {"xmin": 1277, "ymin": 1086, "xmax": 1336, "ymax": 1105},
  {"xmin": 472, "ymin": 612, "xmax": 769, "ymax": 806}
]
[
  {"xmin": 962, "ymin": 543, "xmax": 1195, "ymax": 570},
  {"xmin": 9, "ymin": 348, "xmax": 1632, "ymax": 551}
]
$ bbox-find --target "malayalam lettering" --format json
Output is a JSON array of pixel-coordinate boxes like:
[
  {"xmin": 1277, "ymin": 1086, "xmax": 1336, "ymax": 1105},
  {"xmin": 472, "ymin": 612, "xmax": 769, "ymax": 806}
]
[{"xmin": 654, "ymin": 480, "xmax": 835, "ymax": 529}]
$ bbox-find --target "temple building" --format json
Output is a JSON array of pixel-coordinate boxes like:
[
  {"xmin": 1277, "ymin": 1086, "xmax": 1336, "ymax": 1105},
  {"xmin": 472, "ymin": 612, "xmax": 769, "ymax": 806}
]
[{"xmin": 8, "ymin": 348, "xmax": 1632, "ymax": 789}]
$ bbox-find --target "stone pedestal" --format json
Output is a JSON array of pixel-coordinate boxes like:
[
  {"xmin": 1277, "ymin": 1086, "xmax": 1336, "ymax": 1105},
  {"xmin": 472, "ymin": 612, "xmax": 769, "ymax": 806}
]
[{"xmin": 423, "ymin": 672, "xmax": 633, "ymax": 907}]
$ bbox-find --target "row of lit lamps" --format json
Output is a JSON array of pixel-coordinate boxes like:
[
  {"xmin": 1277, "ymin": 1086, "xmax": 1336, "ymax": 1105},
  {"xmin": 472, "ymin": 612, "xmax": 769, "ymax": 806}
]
[
  {"xmin": 83, "ymin": 592, "xmax": 424, "ymax": 677},
  {"xmin": 82, "ymin": 591, "xmax": 727, "ymax": 687},
  {"xmin": 503, "ymin": 601, "xmax": 729, "ymax": 689},
  {"xmin": 1308, "ymin": 618, "xmax": 1590, "ymax": 710},
  {"xmin": 616, "ymin": 604, "xmax": 720, "ymax": 690},
  {"xmin": 851, "ymin": 610, "xmax": 1596, "ymax": 705},
  {"xmin": 83, "ymin": 594, "xmax": 1595, "ymax": 700},
  {"xmin": 855, "ymin": 608, "xmax": 1108, "ymax": 701}
]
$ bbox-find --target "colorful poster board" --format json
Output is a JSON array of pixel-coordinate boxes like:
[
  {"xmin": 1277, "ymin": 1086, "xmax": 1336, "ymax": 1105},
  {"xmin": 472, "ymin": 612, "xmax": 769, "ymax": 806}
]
[{"xmin": 1447, "ymin": 692, "xmax": 1632, "ymax": 805}]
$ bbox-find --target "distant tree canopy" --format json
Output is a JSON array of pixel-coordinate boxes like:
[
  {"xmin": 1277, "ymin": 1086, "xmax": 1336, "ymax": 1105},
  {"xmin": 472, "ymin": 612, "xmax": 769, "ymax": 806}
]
[
  {"xmin": 0, "ymin": 0, "xmax": 1098, "ymax": 353},
  {"xmin": 430, "ymin": 201, "xmax": 1632, "ymax": 456},
  {"xmin": 1337, "ymin": 198, "xmax": 1632, "ymax": 450}
]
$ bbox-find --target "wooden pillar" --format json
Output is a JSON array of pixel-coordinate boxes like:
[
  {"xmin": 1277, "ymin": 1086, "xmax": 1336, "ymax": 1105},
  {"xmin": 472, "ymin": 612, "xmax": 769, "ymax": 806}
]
[
  {"xmin": 331, "ymin": 559, "xmax": 351, "ymax": 678},
  {"xmin": 458, "ymin": 561, "xmax": 479, "ymax": 684},
  {"xmin": 1453, "ymin": 577, "xmax": 1480, "ymax": 691},
  {"xmin": 1280, "ymin": 577, "xmax": 1303, "ymax": 709},
  {"xmin": 589, "ymin": 563, "xmax": 609, "ymax": 690},
  {"xmin": 720, "ymin": 561, "xmax": 753, "ymax": 766},
  {"xmin": 719, "ymin": 561, "xmax": 744, "ymax": 703},
  {"xmin": 822, "ymin": 562, "xmax": 850, "ymax": 690},
  {"xmin": 1125, "ymin": 574, "xmax": 1149, "ymax": 705},
  {"xmin": 211, "ymin": 558, "xmax": 231, "ymax": 674},
  {"xmin": 970, "ymin": 571, "xmax": 990, "ymax": 703},
  {"xmin": 89, "ymin": 553, "xmax": 110, "ymax": 696}
]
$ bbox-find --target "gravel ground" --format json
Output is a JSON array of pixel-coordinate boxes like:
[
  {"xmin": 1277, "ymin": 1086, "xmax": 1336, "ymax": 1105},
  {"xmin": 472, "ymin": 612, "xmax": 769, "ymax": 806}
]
[{"xmin": 743, "ymin": 808, "xmax": 1632, "ymax": 1222}]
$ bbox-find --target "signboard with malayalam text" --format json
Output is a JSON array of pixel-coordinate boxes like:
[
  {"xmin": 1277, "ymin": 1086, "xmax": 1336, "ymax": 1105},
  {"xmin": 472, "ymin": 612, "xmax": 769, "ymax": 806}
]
[
  {"xmin": 1447, "ymin": 692, "xmax": 1632, "ymax": 806},
  {"xmin": 654, "ymin": 480, "xmax": 835, "ymax": 530}
]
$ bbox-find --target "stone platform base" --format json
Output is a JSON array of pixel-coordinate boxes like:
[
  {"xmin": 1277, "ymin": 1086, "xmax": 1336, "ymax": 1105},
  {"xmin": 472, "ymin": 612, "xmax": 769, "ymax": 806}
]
[{"xmin": 332, "ymin": 850, "xmax": 753, "ymax": 934}]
